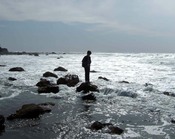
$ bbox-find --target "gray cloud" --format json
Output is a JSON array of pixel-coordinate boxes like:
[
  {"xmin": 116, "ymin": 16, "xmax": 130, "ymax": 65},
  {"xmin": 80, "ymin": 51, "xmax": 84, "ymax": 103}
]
[{"xmin": 0, "ymin": 0, "xmax": 175, "ymax": 37}]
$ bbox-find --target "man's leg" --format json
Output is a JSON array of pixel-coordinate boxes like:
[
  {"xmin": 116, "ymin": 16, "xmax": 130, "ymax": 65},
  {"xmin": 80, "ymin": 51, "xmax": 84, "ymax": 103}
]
[{"xmin": 85, "ymin": 67, "xmax": 90, "ymax": 82}]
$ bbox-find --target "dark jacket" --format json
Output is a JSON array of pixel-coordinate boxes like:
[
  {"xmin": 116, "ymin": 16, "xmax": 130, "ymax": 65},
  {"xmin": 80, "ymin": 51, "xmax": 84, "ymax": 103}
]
[{"xmin": 82, "ymin": 55, "xmax": 91, "ymax": 67}]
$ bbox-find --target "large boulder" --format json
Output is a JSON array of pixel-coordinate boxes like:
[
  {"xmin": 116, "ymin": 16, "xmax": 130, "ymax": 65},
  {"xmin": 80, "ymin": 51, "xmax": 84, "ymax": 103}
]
[
  {"xmin": 9, "ymin": 67, "xmax": 25, "ymax": 72},
  {"xmin": 57, "ymin": 74, "xmax": 79, "ymax": 87},
  {"xmin": 54, "ymin": 66, "xmax": 68, "ymax": 72},
  {"xmin": 36, "ymin": 79, "xmax": 59, "ymax": 94},
  {"xmin": 7, "ymin": 103, "xmax": 54, "ymax": 120},
  {"xmin": 43, "ymin": 71, "xmax": 58, "ymax": 78},
  {"xmin": 76, "ymin": 82, "xmax": 99, "ymax": 93}
]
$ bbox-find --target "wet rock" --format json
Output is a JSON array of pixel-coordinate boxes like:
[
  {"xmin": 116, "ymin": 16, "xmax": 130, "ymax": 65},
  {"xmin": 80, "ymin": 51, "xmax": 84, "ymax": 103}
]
[
  {"xmin": 7, "ymin": 103, "xmax": 54, "ymax": 120},
  {"xmin": 38, "ymin": 85, "xmax": 59, "ymax": 94},
  {"xmin": 90, "ymin": 121, "xmax": 124, "ymax": 135},
  {"xmin": 8, "ymin": 77, "xmax": 17, "ymax": 81},
  {"xmin": 57, "ymin": 74, "xmax": 79, "ymax": 87},
  {"xmin": 57, "ymin": 77, "xmax": 67, "ymax": 85},
  {"xmin": 108, "ymin": 126, "xmax": 124, "ymax": 135},
  {"xmin": 90, "ymin": 121, "xmax": 104, "ymax": 130},
  {"xmin": 36, "ymin": 79, "xmax": 59, "ymax": 94},
  {"xmin": 0, "ymin": 65, "xmax": 6, "ymax": 67},
  {"xmin": 171, "ymin": 119, "xmax": 175, "ymax": 124},
  {"xmin": 163, "ymin": 92, "xmax": 175, "ymax": 97},
  {"xmin": 43, "ymin": 71, "xmax": 58, "ymax": 78},
  {"xmin": 9, "ymin": 67, "xmax": 25, "ymax": 72},
  {"xmin": 98, "ymin": 76, "xmax": 109, "ymax": 81},
  {"xmin": 82, "ymin": 93, "xmax": 96, "ymax": 101},
  {"xmin": 0, "ymin": 115, "xmax": 5, "ymax": 125},
  {"xmin": 76, "ymin": 82, "xmax": 99, "ymax": 93},
  {"xmin": 36, "ymin": 79, "xmax": 51, "ymax": 87},
  {"xmin": 54, "ymin": 66, "xmax": 67, "ymax": 72}
]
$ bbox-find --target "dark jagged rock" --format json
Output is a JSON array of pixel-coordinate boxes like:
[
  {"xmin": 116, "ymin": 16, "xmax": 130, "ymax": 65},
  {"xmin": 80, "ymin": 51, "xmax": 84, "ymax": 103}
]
[
  {"xmin": 90, "ymin": 121, "xmax": 124, "ymax": 135},
  {"xmin": 43, "ymin": 71, "xmax": 58, "ymax": 78},
  {"xmin": 7, "ymin": 103, "xmax": 54, "ymax": 120},
  {"xmin": 36, "ymin": 79, "xmax": 59, "ymax": 94},
  {"xmin": 98, "ymin": 76, "xmax": 109, "ymax": 81},
  {"xmin": 54, "ymin": 66, "xmax": 68, "ymax": 72},
  {"xmin": 8, "ymin": 77, "xmax": 17, "ymax": 81},
  {"xmin": 57, "ymin": 74, "xmax": 79, "ymax": 87},
  {"xmin": 76, "ymin": 82, "xmax": 99, "ymax": 93},
  {"xmin": 119, "ymin": 81, "xmax": 129, "ymax": 84},
  {"xmin": 0, "ymin": 65, "xmax": 6, "ymax": 67},
  {"xmin": 82, "ymin": 93, "xmax": 96, "ymax": 101},
  {"xmin": 9, "ymin": 67, "xmax": 25, "ymax": 72}
]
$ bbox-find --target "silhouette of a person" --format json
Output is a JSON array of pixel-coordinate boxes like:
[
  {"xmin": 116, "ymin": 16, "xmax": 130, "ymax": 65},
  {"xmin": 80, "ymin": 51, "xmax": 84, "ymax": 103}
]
[{"xmin": 82, "ymin": 50, "xmax": 92, "ymax": 83}]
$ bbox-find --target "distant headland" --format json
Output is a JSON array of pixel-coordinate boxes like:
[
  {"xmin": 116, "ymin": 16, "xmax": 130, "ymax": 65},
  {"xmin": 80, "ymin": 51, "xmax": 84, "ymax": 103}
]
[
  {"xmin": 0, "ymin": 47, "xmax": 8, "ymax": 54},
  {"xmin": 0, "ymin": 47, "xmax": 57, "ymax": 56}
]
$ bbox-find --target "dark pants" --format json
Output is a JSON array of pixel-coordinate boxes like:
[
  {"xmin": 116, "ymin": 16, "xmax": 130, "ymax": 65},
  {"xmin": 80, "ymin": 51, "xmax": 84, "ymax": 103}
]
[{"xmin": 84, "ymin": 66, "xmax": 90, "ymax": 82}]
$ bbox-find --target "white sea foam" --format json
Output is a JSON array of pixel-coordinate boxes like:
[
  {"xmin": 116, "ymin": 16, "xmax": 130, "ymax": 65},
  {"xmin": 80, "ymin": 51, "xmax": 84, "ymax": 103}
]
[{"xmin": 1, "ymin": 53, "xmax": 175, "ymax": 138}]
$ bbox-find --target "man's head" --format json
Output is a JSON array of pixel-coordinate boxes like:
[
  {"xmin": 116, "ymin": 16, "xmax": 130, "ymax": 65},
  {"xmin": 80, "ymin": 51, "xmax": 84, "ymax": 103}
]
[{"xmin": 87, "ymin": 50, "xmax": 92, "ymax": 55}]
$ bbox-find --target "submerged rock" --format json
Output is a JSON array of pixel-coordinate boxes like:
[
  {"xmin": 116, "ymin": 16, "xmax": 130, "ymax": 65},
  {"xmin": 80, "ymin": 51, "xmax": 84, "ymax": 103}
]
[
  {"xmin": 9, "ymin": 67, "xmax": 25, "ymax": 72},
  {"xmin": 54, "ymin": 66, "xmax": 67, "ymax": 72},
  {"xmin": 98, "ymin": 76, "xmax": 109, "ymax": 81},
  {"xmin": 119, "ymin": 81, "xmax": 129, "ymax": 84},
  {"xmin": 8, "ymin": 77, "xmax": 17, "ymax": 81},
  {"xmin": 82, "ymin": 93, "xmax": 96, "ymax": 102},
  {"xmin": 7, "ymin": 103, "xmax": 54, "ymax": 120},
  {"xmin": 43, "ymin": 71, "xmax": 58, "ymax": 78},
  {"xmin": 76, "ymin": 82, "xmax": 99, "ymax": 93},
  {"xmin": 57, "ymin": 74, "xmax": 79, "ymax": 87}
]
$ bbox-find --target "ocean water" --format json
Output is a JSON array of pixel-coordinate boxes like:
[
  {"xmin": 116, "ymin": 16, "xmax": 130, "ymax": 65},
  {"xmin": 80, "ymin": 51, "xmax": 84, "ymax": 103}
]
[{"xmin": 0, "ymin": 53, "xmax": 175, "ymax": 139}]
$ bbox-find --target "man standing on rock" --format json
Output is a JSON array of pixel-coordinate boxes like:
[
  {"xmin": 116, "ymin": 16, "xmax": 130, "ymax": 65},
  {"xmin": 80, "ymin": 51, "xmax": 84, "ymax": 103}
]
[{"xmin": 82, "ymin": 50, "xmax": 92, "ymax": 83}]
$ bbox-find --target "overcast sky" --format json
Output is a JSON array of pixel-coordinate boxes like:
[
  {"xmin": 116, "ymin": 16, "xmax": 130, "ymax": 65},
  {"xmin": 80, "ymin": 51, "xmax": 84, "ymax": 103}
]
[{"xmin": 0, "ymin": 0, "xmax": 175, "ymax": 53}]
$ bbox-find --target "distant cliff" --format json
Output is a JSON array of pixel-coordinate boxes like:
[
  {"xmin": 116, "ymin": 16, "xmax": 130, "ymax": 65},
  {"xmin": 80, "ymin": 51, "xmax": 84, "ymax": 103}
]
[{"xmin": 0, "ymin": 47, "xmax": 8, "ymax": 54}]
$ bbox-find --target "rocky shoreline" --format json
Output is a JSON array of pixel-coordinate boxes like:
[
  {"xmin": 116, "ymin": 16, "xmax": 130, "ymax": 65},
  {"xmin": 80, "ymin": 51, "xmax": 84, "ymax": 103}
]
[{"xmin": 1, "ymin": 62, "xmax": 175, "ymax": 137}]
